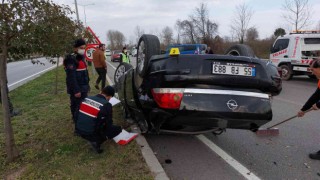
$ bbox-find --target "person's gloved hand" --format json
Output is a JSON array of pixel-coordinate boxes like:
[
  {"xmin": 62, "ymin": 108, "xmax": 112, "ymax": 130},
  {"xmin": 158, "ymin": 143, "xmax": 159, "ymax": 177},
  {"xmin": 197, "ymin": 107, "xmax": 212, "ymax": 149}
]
[{"xmin": 297, "ymin": 110, "xmax": 305, "ymax": 117}]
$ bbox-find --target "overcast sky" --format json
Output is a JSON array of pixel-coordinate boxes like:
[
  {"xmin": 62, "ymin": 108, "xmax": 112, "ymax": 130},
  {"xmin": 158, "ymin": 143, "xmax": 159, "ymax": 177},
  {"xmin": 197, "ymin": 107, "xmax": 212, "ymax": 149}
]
[{"xmin": 54, "ymin": 0, "xmax": 320, "ymax": 44}]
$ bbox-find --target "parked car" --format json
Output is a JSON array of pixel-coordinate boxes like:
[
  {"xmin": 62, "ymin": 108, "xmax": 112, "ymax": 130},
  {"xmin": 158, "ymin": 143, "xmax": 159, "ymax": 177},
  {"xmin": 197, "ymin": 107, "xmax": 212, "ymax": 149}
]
[
  {"xmin": 165, "ymin": 44, "xmax": 207, "ymax": 55},
  {"xmin": 114, "ymin": 34, "xmax": 282, "ymax": 134},
  {"xmin": 111, "ymin": 50, "xmax": 122, "ymax": 62},
  {"xmin": 105, "ymin": 49, "xmax": 111, "ymax": 56}
]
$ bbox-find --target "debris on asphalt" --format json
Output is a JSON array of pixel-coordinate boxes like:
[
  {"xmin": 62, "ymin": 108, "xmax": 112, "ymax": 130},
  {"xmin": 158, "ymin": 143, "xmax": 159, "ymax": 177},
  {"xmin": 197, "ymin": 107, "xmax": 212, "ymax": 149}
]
[
  {"xmin": 303, "ymin": 163, "xmax": 310, "ymax": 169},
  {"xmin": 165, "ymin": 159, "xmax": 172, "ymax": 164},
  {"xmin": 273, "ymin": 162, "xmax": 277, "ymax": 165},
  {"xmin": 317, "ymin": 172, "xmax": 320, "ymax": 177}
]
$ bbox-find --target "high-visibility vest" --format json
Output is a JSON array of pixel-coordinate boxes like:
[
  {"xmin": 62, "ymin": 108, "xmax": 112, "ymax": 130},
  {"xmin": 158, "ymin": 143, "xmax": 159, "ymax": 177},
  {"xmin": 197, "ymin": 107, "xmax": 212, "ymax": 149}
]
[{"xmin": 121, "ymin": 53, "xmax": 130, "ymax": 63}]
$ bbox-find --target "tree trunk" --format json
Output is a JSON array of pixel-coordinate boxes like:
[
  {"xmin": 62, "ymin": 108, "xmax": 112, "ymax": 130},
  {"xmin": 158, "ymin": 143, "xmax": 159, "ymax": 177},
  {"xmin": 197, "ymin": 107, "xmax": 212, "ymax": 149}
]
[
  {"xmin": 0, "ymin": 50, "xmax": 19, "ymax": 162},
  {"xmin": 54, "ymin": 56, "xmax": 60, "ymax": 95}
]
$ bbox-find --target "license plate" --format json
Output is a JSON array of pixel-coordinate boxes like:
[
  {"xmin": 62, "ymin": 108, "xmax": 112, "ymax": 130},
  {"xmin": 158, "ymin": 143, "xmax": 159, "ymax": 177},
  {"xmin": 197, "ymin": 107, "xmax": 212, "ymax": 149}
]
[{"xmin": 212, "ymin": 64, "xmax": 256, "ymax": 76}]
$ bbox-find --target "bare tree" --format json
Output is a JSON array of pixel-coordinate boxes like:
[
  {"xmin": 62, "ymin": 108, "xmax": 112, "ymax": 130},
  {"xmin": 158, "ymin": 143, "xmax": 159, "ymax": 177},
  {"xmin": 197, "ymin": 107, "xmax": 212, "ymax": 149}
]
[
  {"xmin": 161, "ymin": 26, "xmax": 174, "ymax": 47},
  {"xmin": 246, "ymin": 27, "xmax": 259, "ymax": 42},
  {"xmin": 190, "ymin": 3, "xmax": 218, "ymax": 44},
  {"xmin": 107, "ymin": 30, "xmax": 126, "ymax": 50},
  {"xmin": 230, "ymin": 2, "xmax": 254, "ymax": 44},
  {"xmin": 176, "ymin": 19, "xmax": 196, "ymax": 44},
  {"xmin": 282, "ymin": 0, "xmax": 312, "ymax": 31},
  {"xmin": 134, "ymin": 25, "xmax": 145, "ymax": 44},
  {"xmin": 176, "ymin": 3, "xmax": 218, "ymax": 44}
]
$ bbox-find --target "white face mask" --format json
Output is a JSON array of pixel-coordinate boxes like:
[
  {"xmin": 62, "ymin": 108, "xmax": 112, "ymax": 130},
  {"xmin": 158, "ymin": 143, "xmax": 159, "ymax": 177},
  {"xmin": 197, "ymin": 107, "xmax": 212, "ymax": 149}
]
[{"xmin": 77, "ymin": 49, "xmax": 85, "ymax": 55}]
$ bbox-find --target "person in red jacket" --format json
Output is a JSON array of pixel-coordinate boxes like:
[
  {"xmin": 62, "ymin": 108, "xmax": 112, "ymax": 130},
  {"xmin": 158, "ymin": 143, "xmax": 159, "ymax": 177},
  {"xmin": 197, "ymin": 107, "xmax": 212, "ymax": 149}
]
[
  {"xmin": 63, "ymin": 39, "xmax": 90, "ymax": 134},
  {"xmin": 297, "ymin": 59, "xmax": 320, "ymax": 160},
  {"xmin": 76, "ymin": 86, "xmax": 121, "ymax": 153}
]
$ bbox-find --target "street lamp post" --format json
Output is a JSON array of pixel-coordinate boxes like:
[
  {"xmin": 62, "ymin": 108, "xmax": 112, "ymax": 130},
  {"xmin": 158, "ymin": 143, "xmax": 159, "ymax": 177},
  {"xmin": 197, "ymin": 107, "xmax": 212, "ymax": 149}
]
[
  {"xmin": 78, "ymin": 3, "xmax": 94, "ymax": 27},
  {"xmin": 73, "ymin": 0, "xmax": 80, "ymax": 22}
]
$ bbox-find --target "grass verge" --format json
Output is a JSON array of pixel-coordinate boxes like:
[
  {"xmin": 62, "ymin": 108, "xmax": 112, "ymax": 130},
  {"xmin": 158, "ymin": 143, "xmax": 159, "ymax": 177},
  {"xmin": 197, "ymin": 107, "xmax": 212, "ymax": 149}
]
[{"xmin": 0, "ymin": 65, "xmax": 153, "ymax": 179}]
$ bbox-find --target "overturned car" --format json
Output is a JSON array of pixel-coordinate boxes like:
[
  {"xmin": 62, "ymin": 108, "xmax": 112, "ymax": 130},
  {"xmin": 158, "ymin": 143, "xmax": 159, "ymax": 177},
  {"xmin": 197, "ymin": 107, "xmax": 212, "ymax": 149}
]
[{"xmin": 114, "ymin": 34, "xmax": 282, "ymax": 134}]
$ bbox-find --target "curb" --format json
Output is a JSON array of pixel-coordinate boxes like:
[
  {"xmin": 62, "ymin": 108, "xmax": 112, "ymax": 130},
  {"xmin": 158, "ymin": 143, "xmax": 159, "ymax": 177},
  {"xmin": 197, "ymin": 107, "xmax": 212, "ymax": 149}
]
[{"xmin": 106, "ymin": 75, "xmax": 169, "ymax": 180}]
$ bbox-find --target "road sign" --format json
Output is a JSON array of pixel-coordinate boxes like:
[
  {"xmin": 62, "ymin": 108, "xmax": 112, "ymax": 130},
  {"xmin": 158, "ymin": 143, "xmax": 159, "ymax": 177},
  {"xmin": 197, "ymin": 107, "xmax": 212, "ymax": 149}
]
[{"xmin": 85, "ymin": 46, "xmax": 97, "ymax": 62}]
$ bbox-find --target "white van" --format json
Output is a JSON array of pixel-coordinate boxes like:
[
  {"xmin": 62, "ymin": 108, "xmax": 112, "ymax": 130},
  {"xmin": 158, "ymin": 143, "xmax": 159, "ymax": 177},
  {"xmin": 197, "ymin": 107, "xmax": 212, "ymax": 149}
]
[{"xmin": 270, "ymin": 30, "xmax": 320, "ymax": 80}]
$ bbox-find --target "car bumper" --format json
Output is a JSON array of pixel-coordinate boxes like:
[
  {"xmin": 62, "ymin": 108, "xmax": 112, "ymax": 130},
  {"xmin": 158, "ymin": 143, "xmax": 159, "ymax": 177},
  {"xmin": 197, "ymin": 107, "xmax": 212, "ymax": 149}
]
[{"xmin": 147, "ymin": 88, "xmax": 272, "ymax": 131}]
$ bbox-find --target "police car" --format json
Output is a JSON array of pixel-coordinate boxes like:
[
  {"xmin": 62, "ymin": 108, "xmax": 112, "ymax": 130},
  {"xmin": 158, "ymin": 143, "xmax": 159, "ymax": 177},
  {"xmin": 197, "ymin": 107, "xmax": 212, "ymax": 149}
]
[{"xmin": 270, "ymin": 30, "xmax": 320, "ymax": 80}]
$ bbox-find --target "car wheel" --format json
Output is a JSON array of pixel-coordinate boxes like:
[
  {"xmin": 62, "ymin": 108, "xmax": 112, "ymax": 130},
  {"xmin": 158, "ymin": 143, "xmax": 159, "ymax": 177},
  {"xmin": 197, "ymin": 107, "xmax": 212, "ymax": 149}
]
[
  {"xmin": 280, "ymin": 64, "xmax": 293, "ymax": 81},
  {"xmin": 114, "ymin": 63, "xmax": 133, "ymax": 85},
  {"xmin": 225, "ymin": 44, "xmax": 256, "ymax": 57},
  {"xmin": 136, "ymin": 34, "xmax": 160, "ymax": 78}
]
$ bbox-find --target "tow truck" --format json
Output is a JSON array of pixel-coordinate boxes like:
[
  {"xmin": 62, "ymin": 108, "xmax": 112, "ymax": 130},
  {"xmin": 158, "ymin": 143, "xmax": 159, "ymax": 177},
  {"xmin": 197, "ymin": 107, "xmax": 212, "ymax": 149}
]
[{"xmin": 270, "ymin": 30, "xmax": 320, "ymax": 80}]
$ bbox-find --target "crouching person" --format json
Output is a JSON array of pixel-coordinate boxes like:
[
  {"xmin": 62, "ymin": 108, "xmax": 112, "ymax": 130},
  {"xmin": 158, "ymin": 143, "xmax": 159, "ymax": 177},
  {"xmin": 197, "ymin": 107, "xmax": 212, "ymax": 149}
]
[{"xmin": 76, "ymin": 86, "xmax": 122, "ymax": 153}]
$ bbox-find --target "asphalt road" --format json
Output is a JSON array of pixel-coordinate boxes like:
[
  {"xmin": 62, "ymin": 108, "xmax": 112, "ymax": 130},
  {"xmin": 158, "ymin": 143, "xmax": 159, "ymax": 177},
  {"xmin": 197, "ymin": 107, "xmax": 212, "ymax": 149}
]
[
  {"xmin": 7, "ymin": 57, "xmax": 59, "ymax": 91},
  {"xmin": 9, "ymin": 56, "xmax": 320, "ymax": 179},
  {"xmin": 105, "ymin": 56, "xmax": 320, "ymax": 180}
]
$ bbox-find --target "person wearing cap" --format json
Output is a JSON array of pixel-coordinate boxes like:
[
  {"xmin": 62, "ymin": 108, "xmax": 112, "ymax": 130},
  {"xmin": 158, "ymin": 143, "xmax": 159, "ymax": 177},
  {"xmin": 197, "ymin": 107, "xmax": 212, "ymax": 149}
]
[
  {"xmin": 76, "ymin": 86, "xmax": 123, "ymax": 153},
  {"xmin": 92, "ymin": 44, "xmax": 107, "ymax": 90},
  {"xmin": 297, "ymin": 59, "xmax": 320, "ymax": 160},
  {"xmin": 63, "ymin": 38, "xmax": 90, "ymax": 132},
  {"xmin": 120, "ymin": 47, "xmax": 130, "ymax": 64}
]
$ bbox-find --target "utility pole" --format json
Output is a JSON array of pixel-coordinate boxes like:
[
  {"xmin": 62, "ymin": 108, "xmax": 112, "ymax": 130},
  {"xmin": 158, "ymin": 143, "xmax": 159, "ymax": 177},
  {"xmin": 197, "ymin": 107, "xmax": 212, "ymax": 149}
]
[
  {"xmin": 78, "ymin": 3, "xmax": 94, "ymax": 27},
  {"xmin": 74, "ymin": 0, "xmax": 80, "ymax": 23}
]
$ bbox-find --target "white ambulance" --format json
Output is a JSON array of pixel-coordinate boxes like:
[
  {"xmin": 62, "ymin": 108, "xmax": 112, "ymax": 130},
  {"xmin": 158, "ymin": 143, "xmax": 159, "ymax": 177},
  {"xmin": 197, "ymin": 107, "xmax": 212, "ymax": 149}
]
[{"xmin": 270, "ymin": 30, "xmax": 320, "ymax": 80}]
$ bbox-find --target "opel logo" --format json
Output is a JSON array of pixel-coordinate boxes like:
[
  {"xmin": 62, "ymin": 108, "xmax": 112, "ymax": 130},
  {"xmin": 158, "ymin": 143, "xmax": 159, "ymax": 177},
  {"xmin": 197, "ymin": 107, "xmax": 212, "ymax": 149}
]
[{"xmin": 227, "ymin": 99, "xmax": 238, "ymax": 110}]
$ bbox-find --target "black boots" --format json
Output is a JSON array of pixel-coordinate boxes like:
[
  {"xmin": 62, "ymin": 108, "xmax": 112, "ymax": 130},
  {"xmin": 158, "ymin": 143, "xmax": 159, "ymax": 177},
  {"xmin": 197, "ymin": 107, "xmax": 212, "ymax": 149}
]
[
  {"xmin": 90, "ymin": 142, "xmax": 103, "ymax": 154},
  {"xmin": 309, "ymin": 151, "xmax": 320, "ymax": 160}
]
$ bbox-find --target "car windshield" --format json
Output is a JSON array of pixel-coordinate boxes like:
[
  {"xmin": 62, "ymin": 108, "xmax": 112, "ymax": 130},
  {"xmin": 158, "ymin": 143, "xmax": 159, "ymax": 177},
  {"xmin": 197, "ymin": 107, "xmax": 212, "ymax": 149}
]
[{"xmin": 114, "ymin": 50, "xmax": 121, "ymax": 54}]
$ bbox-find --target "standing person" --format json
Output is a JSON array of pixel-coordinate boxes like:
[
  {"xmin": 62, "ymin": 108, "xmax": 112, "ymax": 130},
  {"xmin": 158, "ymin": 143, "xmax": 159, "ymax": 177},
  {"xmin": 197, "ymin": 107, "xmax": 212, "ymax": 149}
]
[
  {"xmin": 92, "ymin": 44, "xmax": 107, "ymax": 90},
  {"xmin": 120, "ymin": 47, "xmax": 130, "ymax": 64},
  {"xmin": 205, "ymin": 46, "xmax": 214, "ymax": 54},
  {"xmin": 297, "ymin": 59, "xmax": 320, "ymax": 160},
  {"xmin": 63, "ymin": 38, "xmax": 90, "ymax": 132},
  {"xmin": 76, "ymin": 86, "xmax": 137, "ymax": 153}
]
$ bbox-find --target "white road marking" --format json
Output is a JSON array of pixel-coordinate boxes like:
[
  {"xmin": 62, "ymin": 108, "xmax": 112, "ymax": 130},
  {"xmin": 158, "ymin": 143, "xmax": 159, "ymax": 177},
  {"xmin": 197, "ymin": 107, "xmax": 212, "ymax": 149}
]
[
  {"xmin": 107, "ymin": 61, "xmax": 117, "ymax": 70},
  {"xmin": 8, "ymin": 65, "xmax": 56, "ymax": 88},
  {"xmin": 196, "ymin": 135, "xmax": 261, "ymax": 180},
  {"xmin": 273, "ymin": 96, "xmax": 303, "ymax": 106}
]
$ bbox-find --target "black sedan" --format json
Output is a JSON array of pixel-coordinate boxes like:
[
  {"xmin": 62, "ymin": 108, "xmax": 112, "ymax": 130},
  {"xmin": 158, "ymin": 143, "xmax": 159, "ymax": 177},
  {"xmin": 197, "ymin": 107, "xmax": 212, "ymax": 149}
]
[{"xmin": 114, "ymin": 34, "xmax": 282, "ymax": 134}]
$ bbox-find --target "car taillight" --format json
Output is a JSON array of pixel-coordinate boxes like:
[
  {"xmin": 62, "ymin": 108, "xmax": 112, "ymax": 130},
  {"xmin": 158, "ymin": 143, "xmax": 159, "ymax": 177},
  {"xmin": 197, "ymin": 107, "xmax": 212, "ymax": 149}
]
[{"xmin": 151, "ymin": 88, "xmax": 184, "ymax": 109}]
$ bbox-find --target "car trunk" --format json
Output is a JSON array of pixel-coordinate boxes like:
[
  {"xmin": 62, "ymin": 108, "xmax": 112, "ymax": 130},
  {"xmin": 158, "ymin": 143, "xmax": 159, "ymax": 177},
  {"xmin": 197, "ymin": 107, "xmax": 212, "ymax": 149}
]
[
  {"xmin": 147, "ymin": 54, "xmax": 280, "ymax": 95},
  {"xmin": 143, "ymin": 54, "xmax": 276, "ymax": 130}
]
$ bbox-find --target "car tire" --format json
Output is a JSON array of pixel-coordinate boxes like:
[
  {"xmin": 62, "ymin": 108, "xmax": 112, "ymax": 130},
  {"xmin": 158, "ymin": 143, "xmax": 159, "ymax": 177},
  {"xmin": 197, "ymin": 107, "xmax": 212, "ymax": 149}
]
[
  {"xmin": 114, "ymin": 63, "xmax": 133, "ymax": 85},
  {"xmin": 225, "ymin": 44, "xmax": 256, "ymax": 57},
  {"xmin": 136, "ymin": 34, "xmax": 160, "ymax": 78},
  {"xmin": 280, "ymin": 64, "xmax": 293, "ymax": 81}
]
